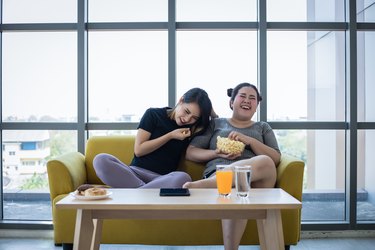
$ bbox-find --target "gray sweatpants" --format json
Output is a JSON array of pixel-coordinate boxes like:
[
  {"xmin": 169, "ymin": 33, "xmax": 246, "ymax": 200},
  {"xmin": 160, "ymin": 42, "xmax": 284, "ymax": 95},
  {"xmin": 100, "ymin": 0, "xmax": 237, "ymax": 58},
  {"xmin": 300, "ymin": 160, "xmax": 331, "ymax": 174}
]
[{"xmin": 93, "ymin": 153, "xmax": 191, "ymax": 188}]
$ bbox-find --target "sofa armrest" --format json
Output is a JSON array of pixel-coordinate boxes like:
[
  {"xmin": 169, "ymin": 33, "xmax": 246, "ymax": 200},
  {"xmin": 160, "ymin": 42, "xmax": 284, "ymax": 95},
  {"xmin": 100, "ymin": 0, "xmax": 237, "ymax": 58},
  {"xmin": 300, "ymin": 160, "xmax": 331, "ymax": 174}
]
[
  {"xmin": 276, "ymin": 154, "xmax": 305, "ymax": 201},
  {"xmin": 47, "ymin": 152, "xmax": 87, "ymax": 201}
]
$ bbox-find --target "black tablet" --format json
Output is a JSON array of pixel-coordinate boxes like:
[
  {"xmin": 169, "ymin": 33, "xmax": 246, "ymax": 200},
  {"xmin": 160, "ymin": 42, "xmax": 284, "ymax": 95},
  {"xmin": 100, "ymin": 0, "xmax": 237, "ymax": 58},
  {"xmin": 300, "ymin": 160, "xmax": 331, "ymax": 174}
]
[{"xmin": 159, "ymin": 188, "xmax": 190, "ymax": 196}]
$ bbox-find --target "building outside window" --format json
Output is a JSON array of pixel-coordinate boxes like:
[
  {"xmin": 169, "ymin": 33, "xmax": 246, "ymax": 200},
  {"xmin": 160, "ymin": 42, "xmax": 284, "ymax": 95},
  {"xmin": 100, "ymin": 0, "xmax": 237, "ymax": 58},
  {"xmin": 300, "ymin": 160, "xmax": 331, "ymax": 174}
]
[{"xmin": 1, "ymin": 0, "xmax": 375, "ymax": 231}]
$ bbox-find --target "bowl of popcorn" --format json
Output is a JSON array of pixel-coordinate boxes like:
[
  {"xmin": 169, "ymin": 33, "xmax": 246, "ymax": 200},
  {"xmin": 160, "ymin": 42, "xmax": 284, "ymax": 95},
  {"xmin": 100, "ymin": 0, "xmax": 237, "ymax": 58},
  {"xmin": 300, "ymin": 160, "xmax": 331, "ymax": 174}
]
[{"xmin": 216, "ymin": 136, "xmax": 245, "ymax": 154}]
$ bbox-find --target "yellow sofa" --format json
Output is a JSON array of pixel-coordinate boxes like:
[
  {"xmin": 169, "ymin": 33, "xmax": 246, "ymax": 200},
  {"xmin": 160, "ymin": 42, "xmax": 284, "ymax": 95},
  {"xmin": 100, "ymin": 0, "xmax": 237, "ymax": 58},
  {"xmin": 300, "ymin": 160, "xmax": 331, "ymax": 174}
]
[{"xmin": 47, "ymin": 135, "xmax": 305, "ymax": 250}]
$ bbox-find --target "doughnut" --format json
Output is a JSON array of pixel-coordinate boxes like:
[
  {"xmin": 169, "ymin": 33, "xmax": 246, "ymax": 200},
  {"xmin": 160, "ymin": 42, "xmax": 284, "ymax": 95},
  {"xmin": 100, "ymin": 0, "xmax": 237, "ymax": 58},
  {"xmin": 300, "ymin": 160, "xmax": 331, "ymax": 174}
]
[
  {"xmin": 84, "ymin": 187, "xmax": 107, "ymax": 196},
  {"xmin": 77, "ymin": 184, "xmax": 94, "ymax": 195}
]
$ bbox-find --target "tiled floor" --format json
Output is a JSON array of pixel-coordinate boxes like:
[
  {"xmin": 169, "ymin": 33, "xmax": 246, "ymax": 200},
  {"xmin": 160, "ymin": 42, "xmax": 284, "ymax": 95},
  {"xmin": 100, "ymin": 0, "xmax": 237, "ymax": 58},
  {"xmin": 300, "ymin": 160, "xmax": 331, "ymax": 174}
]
[
  {"xmin": 0, "ymin": 239, "xmax": 375, "ymax": 250},
  {"xmin": 1, "ymin": 236, "xmax": 375, "ymax": 250}
]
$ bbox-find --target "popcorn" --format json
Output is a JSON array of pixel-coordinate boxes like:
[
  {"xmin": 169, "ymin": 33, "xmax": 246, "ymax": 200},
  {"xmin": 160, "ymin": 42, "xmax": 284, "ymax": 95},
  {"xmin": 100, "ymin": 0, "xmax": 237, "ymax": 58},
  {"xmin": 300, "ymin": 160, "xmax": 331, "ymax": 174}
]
[{"xmin": 216, "ymin": 136, "xmax": 245, "ymax": 154}]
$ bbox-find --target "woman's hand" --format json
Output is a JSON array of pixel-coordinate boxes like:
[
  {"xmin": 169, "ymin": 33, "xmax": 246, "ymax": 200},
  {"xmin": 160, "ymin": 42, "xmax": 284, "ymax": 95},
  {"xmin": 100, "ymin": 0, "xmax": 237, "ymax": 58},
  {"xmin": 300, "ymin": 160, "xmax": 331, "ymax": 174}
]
[
  {"xmin": 170, "ymin": 128, "xmax": 191, "ymax": 140},
  {"xmin": 228, "ymin": 131, "xmax": 249, "ymax": 145},
  {"xmin": 215, "ymin": 148, "xmax": 242, "ymax": 160},
  {"xmin": 228, "ymin": 131, "xmax": 281, "ymax": 165},
  {"xmin": 134, "ymin": 128, "xmax": 189, "ymax": 157}
]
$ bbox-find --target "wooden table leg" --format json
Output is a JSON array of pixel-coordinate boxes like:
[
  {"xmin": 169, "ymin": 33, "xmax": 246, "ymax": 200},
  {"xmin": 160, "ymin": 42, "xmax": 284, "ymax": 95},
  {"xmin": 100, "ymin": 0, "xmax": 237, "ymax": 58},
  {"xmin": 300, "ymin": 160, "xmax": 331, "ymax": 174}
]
[
  {"xmin": 257, "ymin": 209, "xmax": 284, "ymax": 250},
  {"xmin": 91, "ymin": 219, "xmax": 103, "ymax": 250},
  {"xmin": 73, "ymin": 209, "xmax": 94, "ymax": 250}
]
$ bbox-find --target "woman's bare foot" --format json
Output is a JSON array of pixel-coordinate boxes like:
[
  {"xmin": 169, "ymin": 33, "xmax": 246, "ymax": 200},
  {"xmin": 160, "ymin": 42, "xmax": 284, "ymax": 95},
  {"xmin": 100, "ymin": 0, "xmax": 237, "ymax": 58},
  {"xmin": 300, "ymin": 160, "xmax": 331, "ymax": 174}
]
[
  {"xmin": 182, "ymin": 182, "xmax": 193, "ymax": 188},
  {"xmin": 182, "ymin": 177, "xmax": 217, "ymax": 189}
]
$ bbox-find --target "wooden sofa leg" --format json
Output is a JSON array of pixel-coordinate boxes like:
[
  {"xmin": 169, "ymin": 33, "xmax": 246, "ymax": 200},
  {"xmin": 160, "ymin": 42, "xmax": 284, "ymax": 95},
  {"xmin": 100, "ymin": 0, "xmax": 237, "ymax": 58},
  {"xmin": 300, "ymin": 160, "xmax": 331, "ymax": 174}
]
[
  {"xmin": 62, "ymin": 243, "xmax": 73, "ymax": 250},
  {"xmin": 285, "ymin": 245, "xmax": 290, "ymax": 250}
]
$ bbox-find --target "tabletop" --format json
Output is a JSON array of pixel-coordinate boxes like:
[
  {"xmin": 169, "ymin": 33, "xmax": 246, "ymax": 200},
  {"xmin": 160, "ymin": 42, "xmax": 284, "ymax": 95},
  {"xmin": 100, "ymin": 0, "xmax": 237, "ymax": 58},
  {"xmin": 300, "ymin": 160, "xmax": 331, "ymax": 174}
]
[{"xmin": 56, "ymin": 188, "xmax": 301, "ymax": 211}]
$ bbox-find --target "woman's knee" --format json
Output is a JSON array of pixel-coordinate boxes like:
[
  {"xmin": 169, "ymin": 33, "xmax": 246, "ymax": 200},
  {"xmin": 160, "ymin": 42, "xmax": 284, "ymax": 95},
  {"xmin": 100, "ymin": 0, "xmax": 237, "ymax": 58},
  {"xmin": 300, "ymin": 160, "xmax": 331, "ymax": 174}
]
[
  {"xmin": 93, "ymin": 153, "xmax": 115, "ymax": 170},
  {"xmin": 172, "ymin": 171, "xmax": 192, "ymax": 183},
  {"xmin": 251, "ymin": 155, "xmax": 277, "ymax": 187},
  {"xmin": 257, "ymin": 155, "xmax": 275, "ymax": 167}
]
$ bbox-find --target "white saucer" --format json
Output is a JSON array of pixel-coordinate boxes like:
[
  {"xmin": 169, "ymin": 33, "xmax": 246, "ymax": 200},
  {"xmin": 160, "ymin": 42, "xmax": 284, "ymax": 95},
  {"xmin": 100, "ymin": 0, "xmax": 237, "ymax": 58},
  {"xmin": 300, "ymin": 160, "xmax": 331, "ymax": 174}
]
[{"xmin": 70, "ymin": 191, "xmax": 112, "ymax": 200}]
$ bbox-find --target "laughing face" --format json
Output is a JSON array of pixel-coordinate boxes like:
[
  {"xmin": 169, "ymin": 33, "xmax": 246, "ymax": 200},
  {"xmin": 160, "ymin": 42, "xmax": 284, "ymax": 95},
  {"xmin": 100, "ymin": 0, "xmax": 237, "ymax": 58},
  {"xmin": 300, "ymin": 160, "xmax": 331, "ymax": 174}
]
[
  {"xmin": 230, "ymin": 86, "xmax": 259, "ymax": 120},
  {"xmin": 174, "ymin": 101, "xmax": 201, "ymax": 126}
]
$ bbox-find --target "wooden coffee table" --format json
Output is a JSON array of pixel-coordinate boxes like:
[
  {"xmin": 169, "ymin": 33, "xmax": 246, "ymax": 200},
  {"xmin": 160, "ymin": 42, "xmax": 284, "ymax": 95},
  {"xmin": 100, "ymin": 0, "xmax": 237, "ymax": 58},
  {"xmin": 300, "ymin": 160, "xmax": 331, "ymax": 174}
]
[{"xmin": 56, "ymin": 188, "xmax": 301, "ymax": 250}]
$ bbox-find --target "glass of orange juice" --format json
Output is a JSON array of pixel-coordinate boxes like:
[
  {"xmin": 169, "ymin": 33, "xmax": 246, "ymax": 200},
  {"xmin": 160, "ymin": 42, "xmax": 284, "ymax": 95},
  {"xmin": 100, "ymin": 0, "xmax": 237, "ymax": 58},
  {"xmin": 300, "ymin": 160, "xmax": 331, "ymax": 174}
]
[{"xmin": 216, "ymin": 165, "xmax": 233, "ymax": 196}]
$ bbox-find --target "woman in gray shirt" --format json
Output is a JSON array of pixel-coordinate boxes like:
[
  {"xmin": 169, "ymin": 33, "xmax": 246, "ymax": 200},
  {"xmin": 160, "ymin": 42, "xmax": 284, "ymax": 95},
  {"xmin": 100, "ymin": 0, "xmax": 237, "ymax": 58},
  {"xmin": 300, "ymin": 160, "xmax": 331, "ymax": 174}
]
[{"xmin": 183, "ymin": 82, "xmax": 281, "ymax": 250}]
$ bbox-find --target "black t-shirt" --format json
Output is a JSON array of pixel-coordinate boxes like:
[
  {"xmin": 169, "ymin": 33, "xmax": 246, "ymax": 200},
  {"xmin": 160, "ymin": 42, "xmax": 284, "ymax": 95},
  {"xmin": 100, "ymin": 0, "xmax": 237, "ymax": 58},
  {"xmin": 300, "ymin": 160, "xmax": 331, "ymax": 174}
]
[{"xmin": 130, "ymin": 107, "xmax": 190, "ymax": 175}]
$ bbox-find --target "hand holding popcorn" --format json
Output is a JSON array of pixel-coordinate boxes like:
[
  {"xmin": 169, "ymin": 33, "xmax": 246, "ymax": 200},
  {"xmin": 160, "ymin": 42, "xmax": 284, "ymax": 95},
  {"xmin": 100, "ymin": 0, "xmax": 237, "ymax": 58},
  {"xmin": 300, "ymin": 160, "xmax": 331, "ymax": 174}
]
[{"xmin": 216, "ymin": 136, "xmax": 245, "ymax": 155}]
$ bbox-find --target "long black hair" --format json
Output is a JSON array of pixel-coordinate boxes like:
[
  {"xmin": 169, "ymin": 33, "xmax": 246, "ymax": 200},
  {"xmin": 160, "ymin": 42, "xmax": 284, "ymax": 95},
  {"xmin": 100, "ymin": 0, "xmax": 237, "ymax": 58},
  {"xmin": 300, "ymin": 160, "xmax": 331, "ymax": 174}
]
[
  {"xmin": 169, "ymin": 88, "xmax": 214, "ymax": 136},
  {"xmin": 227, "ymin": 82, "xmax": 262, "ymax": 110}
]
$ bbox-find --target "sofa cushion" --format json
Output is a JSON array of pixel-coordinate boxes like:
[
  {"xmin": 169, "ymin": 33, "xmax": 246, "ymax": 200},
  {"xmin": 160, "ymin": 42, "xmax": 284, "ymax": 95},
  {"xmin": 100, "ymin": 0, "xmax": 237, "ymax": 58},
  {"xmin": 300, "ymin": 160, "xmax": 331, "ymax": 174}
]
[{"xmin": 85, "ymin": 135, "xmax": 136, "ymax": 184}]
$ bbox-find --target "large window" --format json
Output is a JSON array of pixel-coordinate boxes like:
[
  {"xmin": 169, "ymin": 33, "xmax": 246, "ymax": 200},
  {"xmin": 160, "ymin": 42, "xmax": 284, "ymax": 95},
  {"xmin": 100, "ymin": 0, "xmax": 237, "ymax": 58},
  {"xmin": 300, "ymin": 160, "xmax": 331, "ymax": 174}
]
[
  {"xmin": 357, "ymin": 0, "xmax": 375, "ymax": 22},
  {"xmin": 89, "ymin": 0, "xmax": 168, "ymax": 22},
  {"xmin": 267, "ymin": 0, "xmax": 345, "ymax": 22},
  {"xmin": 2, "ymin": 0, "xmax": 77, "ymax": 23},
  {"xmin": 176, "ymin": 0, "xmax": 257, "ymax": 21},
  {"xmin": 176, "ymin": 31, "xmax": 257, "ymax": 118},
  {"xmin": 357, "ymin": 30, "xmax": 375, "ymax": 222},
  {"xmin": 2, "ymin": 32, "xmax": 77, "ymax": 122},
  {"xmin": 1, "ymin": 0, "xmax": 375, "ymax": 231},
  {"xmin": 2, "ymin": 130, "xmax": 77, "ymax": 220},
  {"xmin": 267, "ymin": 31, "xmax": 345, "ymax": 121},
  {"xmin": 88, "ymin": 31, "xmax": 168, "ymax": 122}
]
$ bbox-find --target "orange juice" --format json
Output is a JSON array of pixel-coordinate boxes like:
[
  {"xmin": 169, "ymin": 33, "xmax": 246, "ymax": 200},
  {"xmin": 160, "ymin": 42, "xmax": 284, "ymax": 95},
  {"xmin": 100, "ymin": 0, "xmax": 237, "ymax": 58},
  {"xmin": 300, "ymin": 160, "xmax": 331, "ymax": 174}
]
[{"xmin": 216, "ymin": 169, "xmax": 233, "ymax": 196}]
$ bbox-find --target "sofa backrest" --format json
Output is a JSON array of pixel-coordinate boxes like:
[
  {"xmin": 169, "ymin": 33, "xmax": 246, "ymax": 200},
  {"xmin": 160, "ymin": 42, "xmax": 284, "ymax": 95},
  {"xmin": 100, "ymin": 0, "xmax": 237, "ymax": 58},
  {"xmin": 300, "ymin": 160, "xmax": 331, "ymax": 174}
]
[{"xmin": 85, "ymin": 135, "xmax": 135, "ymax": 184}]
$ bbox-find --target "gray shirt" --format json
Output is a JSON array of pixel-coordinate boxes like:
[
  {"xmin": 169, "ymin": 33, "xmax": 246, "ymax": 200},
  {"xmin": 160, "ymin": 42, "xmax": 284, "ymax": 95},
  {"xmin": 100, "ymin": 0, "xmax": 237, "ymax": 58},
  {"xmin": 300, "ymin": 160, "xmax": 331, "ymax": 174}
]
[{"xmin": 190, "ymin": 118, "xmax": 280, "ymax": 178}]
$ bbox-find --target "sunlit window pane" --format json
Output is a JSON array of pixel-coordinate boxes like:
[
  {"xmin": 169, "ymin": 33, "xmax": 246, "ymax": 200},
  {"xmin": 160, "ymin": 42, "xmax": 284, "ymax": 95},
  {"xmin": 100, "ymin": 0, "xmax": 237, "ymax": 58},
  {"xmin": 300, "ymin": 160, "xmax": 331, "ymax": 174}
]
[
  {"xmin": 358, "ymin": 31, "xmax": 375, "ymax": 122},
  {"xmin": 2, "ymin": 32, "xmax": 77, "ymax": 122},
  {"xmin": 267, "ymin": 0, "xmax": 345, "ymax": 22},
  {"xmin": 2, "ymin": 130, "xmax": 77, "ymax": 220},
  {"xmin": 176, "ymin": 0, "xmax": 257, "ymax": 21},
  {"xmin": 357, "ymin": 0, "xmax": 375, "ymax": 22},
  {"xmin": 276, "ymin": 129, "xmax": 346, "ymax": 221},
  {"xmin": 89, "ymin": 0, "xmax": 168, "ymax": 22},
  {"xmin": 2, "ymin": 0, "xmax": 77, "ymax": 23},
  {"xmin": 357, "ymin": 130, "xmax": 375, "ymax": 222},
  {"xmin": 88, "ymin": 31, "xmax": 168, "ymax": 122},
  {"xmin": 176, "ymin": 31, "xmax": 257, "ymax": 118},
  {"xmin": 268, "ymin": 31, "xmax": 345, "ymax": 121}
]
